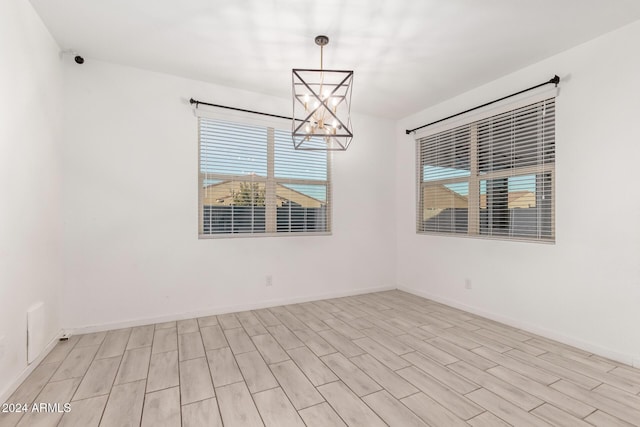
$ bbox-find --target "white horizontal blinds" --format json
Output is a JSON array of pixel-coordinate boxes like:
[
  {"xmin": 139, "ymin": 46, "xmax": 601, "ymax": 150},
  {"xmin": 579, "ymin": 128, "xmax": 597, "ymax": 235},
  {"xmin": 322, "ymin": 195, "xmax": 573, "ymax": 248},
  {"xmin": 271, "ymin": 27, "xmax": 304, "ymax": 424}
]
[
  {"xmin": 418, "ymin": 125, "xmax": 471, "ymax": 234},
  {"xmin": 200, "ymin": 119, "xmax": 268, "ymax": 176},
  {"xmin": 274, "ymin": 129, "xmax": 329, "ymax": 233},
  {"xmin": 198, "ymin": 117, "xmax": 330, "ymax": 237},
  {"xmin": 200, "ymin": 119, "xmax": 268, "ymax": 234},
  {"xmin": 417, "ymin": 97, "xmax": 555, "ymax": 242},
  {"xmin": 477, "ymin": 98, "xmax": 555, "ymax": 240},
  {"xmin": 477, "ymin": 99, "xmax": 555, "ymax": 172}
]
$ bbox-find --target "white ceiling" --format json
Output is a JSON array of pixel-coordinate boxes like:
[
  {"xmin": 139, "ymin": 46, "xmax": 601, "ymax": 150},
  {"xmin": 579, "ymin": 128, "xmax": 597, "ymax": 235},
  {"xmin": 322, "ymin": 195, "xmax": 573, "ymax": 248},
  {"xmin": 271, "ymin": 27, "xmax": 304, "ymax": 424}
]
[{"xmin": 30, "ymin": 0, "xmax": 640, "ymax": 119}]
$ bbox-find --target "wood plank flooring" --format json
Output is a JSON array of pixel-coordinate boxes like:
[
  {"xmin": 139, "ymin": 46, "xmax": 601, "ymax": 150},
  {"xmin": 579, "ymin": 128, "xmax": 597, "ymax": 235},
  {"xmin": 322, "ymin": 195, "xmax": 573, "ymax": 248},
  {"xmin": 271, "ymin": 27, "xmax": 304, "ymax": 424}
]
[{"xmin": 2, "ymin": 290, "xmax": 640, "ymax": 426}]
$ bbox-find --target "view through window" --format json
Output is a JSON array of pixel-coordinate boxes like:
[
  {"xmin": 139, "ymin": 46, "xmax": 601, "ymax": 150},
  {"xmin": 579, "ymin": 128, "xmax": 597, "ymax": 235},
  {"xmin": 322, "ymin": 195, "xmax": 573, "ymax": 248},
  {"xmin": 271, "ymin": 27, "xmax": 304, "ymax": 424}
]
[
  {"xmin": 417, "ymin": 98, "xmax": 555, "ymax": 241},
  {"xmin": 199, "ymin": 118, "xmax": 331, "ymax": 237}
]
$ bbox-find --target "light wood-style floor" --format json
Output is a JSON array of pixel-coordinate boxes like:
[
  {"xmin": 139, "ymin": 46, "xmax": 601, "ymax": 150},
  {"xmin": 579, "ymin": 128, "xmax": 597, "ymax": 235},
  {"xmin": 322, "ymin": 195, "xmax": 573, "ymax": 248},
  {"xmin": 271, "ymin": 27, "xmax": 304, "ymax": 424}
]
[{"xmin": 2, "ymin": 290, "xmax": 640, "ymax": 427}]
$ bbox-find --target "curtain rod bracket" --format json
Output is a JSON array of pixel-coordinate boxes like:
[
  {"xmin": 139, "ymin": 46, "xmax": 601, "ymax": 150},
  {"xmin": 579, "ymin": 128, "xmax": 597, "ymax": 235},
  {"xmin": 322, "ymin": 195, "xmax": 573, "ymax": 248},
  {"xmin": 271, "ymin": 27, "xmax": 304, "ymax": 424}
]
[{"xmin": 405, "ymin": 74, "xmax": 560, "ymax": 135}]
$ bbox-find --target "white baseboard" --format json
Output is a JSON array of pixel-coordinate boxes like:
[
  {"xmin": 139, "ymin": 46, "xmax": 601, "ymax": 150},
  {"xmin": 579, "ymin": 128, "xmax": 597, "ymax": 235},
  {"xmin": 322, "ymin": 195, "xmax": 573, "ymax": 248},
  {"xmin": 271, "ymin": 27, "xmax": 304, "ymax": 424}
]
[
  {"xmin": 0, "ymin": 330, "xmax": 63, "ymax": 405},
  {"xmin": 65, "ymin": 285, "xmax": 397, "ymax": 336},
  {"xmin": 398, "ymin": 285, "xmax": 638, "ymax": 368}
]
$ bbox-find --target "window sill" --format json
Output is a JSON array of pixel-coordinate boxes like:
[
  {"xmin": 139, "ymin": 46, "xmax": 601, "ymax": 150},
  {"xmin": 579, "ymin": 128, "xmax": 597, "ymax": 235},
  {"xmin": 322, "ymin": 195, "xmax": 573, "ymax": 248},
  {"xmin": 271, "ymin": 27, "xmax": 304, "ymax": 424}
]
[
  {"xmin": 416, "ymin": 231, "xmax": 555, "ymax": 244},
  {"xmin": 199, "ymin": 231, "xmax": 332, "ymax": 239}
]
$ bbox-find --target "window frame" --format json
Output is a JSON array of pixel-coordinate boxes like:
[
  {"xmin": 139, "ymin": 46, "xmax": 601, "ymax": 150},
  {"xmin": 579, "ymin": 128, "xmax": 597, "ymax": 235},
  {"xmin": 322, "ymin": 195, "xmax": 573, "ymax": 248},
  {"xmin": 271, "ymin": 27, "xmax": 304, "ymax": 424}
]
[
  {"xmin": 197, "ymin": 112, "xmax": 332, "ymax": 239},
  {"xmin": 415, "ymin": 94, "xmax": 556, "ymax": 243}
]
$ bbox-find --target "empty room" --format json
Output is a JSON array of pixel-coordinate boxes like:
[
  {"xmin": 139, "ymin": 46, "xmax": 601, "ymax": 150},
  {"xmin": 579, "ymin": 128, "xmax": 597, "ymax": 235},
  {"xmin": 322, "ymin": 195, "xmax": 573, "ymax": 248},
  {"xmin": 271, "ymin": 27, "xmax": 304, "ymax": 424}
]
[{"xmin": 2, "ymin": 0, "xmax": 640, "ymax": 426}]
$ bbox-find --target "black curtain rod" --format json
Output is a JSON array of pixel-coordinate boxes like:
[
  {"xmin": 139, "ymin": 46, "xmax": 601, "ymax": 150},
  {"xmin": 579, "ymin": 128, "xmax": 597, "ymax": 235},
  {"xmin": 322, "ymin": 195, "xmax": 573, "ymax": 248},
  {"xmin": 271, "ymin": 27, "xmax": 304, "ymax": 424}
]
[
  {"xmin": 190, "ymin": 98, "xmax": 300, "ymax": 122},
  {"xmin": 405, "ymin": 75, "xmax": 560, "ymax": 135}
]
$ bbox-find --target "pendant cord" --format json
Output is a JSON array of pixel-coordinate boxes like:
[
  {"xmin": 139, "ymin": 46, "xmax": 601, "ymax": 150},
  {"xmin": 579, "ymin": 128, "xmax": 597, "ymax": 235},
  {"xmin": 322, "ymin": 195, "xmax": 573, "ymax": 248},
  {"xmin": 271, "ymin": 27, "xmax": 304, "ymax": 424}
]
[{"xmin": 319, "ymin": 45, "xmax": 325, "ymax": 123}]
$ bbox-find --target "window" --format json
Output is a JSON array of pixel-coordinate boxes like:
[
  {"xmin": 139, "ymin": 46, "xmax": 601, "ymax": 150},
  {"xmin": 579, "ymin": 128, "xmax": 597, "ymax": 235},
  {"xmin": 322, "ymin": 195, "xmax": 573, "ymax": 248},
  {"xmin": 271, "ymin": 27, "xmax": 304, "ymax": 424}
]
[
  {"xmin": 417, "ymin": 98, "xmax": 555, "ymax": 241},
  {"xmin": 199, "ymin": 117, "xmax": 331, "ymax": 237}
]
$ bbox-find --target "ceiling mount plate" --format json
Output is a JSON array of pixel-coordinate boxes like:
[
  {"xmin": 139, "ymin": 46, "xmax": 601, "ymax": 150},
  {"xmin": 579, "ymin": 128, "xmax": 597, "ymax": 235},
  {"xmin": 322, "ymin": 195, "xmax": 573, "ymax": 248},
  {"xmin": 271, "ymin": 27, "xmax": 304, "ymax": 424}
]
[{"xmin": 315, "ymin": 35, "xmax": 329, "ymax": 46}]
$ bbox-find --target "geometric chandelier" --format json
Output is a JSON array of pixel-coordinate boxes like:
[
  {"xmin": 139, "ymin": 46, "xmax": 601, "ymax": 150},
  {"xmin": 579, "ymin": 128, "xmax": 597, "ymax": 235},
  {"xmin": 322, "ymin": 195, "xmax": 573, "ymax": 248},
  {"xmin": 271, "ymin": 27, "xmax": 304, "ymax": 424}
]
[{"xmin": 292, "ymin": 35, "xmax": 354, "ymax": 150}]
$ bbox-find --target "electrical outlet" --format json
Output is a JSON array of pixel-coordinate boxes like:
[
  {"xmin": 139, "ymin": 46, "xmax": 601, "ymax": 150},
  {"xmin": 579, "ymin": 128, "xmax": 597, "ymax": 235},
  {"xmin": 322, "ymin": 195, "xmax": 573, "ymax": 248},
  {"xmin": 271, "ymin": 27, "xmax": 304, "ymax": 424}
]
[
  {"xmin": 266, "ymin": 275, "xmax": 273, "ymax": 287},
  {"xmin": 465, "ymin": 279, "xmax": 472, "ymax": 290}
]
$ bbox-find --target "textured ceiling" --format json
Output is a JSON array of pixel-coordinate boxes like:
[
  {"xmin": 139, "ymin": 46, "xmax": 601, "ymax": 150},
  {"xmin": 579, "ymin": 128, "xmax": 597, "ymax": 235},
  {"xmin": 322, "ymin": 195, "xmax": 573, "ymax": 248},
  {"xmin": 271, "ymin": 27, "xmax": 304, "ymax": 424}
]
[{"xmin": 30, "ymin": 0, "xmax": 640, "ymax": 119}]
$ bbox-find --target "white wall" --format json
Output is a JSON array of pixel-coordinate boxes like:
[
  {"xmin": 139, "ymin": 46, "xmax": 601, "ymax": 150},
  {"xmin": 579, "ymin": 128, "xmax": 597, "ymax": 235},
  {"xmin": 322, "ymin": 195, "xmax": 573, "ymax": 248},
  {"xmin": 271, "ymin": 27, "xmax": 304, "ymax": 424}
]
[
  {"xmin": 396, "ymin": 21, "xmax": 640, "ymax": 365},
  {"xmin": 0, "ymin": 0, "xmax": 63, "ymax": 399},
  {"xmin": 61, "ymin": 60, "xmax": 396, "ymax": 331}
]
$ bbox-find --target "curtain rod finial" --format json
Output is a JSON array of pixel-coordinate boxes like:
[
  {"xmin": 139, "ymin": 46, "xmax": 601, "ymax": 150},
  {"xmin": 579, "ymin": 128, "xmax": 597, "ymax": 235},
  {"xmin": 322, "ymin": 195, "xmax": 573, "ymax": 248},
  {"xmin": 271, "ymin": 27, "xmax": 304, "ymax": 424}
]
[{"xmin": 551, "ymin": 75, "xmax": 560, "ymax": 86}]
